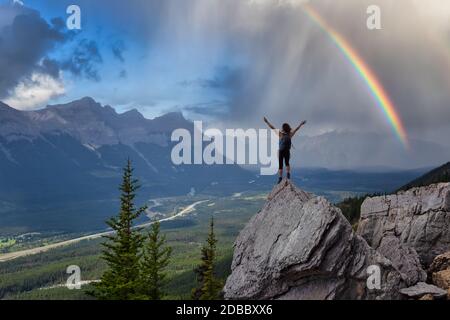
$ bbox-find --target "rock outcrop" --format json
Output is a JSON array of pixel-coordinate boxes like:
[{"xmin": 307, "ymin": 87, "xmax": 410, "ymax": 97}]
[
  {"xmin": 428, "ymin": 251, "xmax": 450, "ymax": 274},
  {"xmin": 372, "ymin": 236, "xmax": 426, "ymax": 286},
  {"xmin": 399, "ymin": 282, "xmax": 447, "ymax": 299},
  {"xmin": 429, "ymin": 251, "xmax": 450, "ymax": 295},
  {"xmin": 224, "ymin": 181, "xmax": 405, "ymax": 300},
  {"xmin": 432, "ymin": 270, "xmax": 450, "ymax": 290},
  {"xmin": 357, "ymin": 183, "xmax": 450, "ymax": 267}
]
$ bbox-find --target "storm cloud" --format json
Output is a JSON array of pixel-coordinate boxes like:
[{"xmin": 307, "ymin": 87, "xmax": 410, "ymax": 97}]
[
  {"xmin": 103, "ymin": 0, "xmax": 449, "ymax": 167},
  {"xmin": 111, "ymin": 39, "xmax": 126, "ymax": 63},
  {"xmin": 0, "ymin": 3, "xmax": 65, "ymax": 98},
  {"xmin": 0, "ymin": 1, "xmax": 105, "ymax": 108},
  {"xmin": 59, "ymin": 39, "xmax": 103, "ymax": 81},
  {"xmin": 125, "ymin": 0, "xmax": 450, "ymax": 149},
  {"xmin": 1, "ymin": 0, "xmax": 450, "ymax": 167}
]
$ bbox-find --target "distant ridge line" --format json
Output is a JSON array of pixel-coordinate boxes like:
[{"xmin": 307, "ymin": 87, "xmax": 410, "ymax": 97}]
[{"xmin": 398, "ymin": 161, "xmax": 450, "ymax": 191}]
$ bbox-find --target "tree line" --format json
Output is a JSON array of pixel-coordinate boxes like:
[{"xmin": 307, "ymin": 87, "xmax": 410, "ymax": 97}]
[{"xmin": 89, "ymin": 160, "xmax": 222, "ymax": 300}]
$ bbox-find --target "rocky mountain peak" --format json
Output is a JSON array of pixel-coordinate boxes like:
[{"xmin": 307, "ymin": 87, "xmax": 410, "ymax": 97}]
[
  {"xmin": 147, "ymin": 111, "xmax": 190, "ymax": 133},
  {"xmin": 224, "ymin": 181, "xmax": 450, "ymax": 300},
  {"xmin": 0, "ymin": 97, "xmax": 194, "ymax": 147},
  {"xmin": 156, "ymin": 111, "xmax": 185, "ymax": 120},
  {"xmin": 120, "ymin": 108, "xmax": 145, "ymax": 121},
  {"xmin": 224, "ymin": 180, "xmax": 405, "ymax": 300},
  {"xmin": 0, "ymin": 101, "xmax": 20, "ymax": 114},
  {"xmin": 46, "ymin": 97, "xmax": 105, "ymax": 114},
  {"xmin": 0, "ymin": 101, "xmax": 38, "ymax": 138},
  {"xmin": 63, "ymin": 96, "xmax": 99, "ymax": 108},
  {"xmin": 0, "ymin": 101, "xmax": 10, "ymax": 109},
  {"xmin": 152, "ymin": 111, "xmax": 187, "ymax": 126}
]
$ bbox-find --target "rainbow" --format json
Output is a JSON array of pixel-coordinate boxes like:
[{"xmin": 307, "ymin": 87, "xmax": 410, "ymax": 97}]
[{"xmin": 302, "ymin": 4, "xmax": 409, "ymax": 148}]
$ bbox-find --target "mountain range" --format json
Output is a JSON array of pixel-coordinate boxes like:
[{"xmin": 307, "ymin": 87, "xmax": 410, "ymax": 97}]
[
  {"xmin": 0, "ymin": 97, "xmax": 255, "ymax": 233},
  {"xmin": 0, "ymin": 97, "xmax": 447, "ymax": 233}
]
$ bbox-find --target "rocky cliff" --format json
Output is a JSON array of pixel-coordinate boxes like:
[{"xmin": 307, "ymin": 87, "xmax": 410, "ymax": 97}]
[
  {"xmin": 224, "ymin": 181, "xmax": 405, "ymax": 300},
  {"xmin": 357, "ymin": 183, "xmax": 450, "ymax": 268},
  {"xmin": 224, "ymin": 181, "xmax": 450, "ymax": 300}
]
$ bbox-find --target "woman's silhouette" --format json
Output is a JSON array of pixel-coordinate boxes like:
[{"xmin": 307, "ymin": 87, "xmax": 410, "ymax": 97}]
[{"xmin": 264, "ymin": 117, "xmax": 307, "ymax": 184}]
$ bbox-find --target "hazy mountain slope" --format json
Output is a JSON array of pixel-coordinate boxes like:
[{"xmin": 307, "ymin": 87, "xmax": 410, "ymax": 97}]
[
  {"xmin": 398, "ymin": 162, "xmax": 450, "ymax": 191},
  {"xmin": 26, "ymin": 97, "xmax": 191, "ymax": 146},
  {"xmin": 0, "ymin": 97, "xmax": 445, "ymax": 233},
  {"xmin": 0, "ymin": 98, "xmax": 255, "ymax": 233},
  {"xmin": 0, "ymin": 102, "xmax": 39, "ymax": 139}
]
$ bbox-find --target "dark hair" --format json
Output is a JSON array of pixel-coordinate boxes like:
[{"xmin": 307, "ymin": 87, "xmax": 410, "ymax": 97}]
[{"xmin": 282, "ymin": 123, "xmax": 291, "ymax": 133}]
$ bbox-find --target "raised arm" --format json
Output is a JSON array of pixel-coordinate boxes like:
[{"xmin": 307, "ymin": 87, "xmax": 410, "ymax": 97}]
[
  {"xmin": 263, "ymin": 117, "xmax": 277, "ymax": 131},
  {"xmin": 291, "ymin": 120, "xmax": 307, "ymax": 137}
]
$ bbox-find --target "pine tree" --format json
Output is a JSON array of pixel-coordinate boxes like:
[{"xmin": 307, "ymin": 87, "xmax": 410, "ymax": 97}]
[
  {"xmin": 139, "ymin": 221, "xmax": 172, "ymax": 300},
  {"xmin": 91, "ymin": 159, "xmax": 147, "ymax": 300},
  {"xmin": 192, "ymin": 217, "xmax": 223, "ymax": 300}
]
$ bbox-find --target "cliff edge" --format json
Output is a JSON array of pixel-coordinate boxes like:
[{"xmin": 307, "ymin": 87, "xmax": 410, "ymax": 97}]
[{"xmin": 224, "ymin": 181, "xmax": 405, "ymax": 300}]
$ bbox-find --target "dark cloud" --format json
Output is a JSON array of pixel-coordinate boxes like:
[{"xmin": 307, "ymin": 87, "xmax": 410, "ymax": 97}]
[
  {"xmin": 59, "ymin": 39, "xmax": 103, "ymax": 82},
  {"xmin": 119, "ymin": 69, "xmax": 127, "ymax": 78},
  {"xmin": 2, "ymin": 0, "xmax": 450, "ymax": 165},
  {"xmin": 18, "ymin": 0, "xmax": 450, "ymax": 140},
  {"xmin": 179, "ymin": 79, "xmax": 219, "ymax": 89},
  {"xmin": 0, "ymin": 3, "xmax": 66, "ymax": 97},
  {"xmin": 0, "ymin": 2, "xmax": 105, "ymax": 100},
  {"xmin": 111, "ymin": 40, "xmax": 126, "ymax": 63},
  {"xmin": 179, "ymin": 66, "xmax": 242, "ymax": 90},
  {"xmin": 150, "ymin": 0, "xmax": 450, "ymax": 144},
  {"xmin": 183, "ymin": 100, "xmax": 228, "ymax": 117},
  {"xmin": 50, "ymin": 17, "xmax": 66, "ymax": 31},
  {"xmin": 39, "ymin": 58, "xmax": 61, "ymax": 79}
]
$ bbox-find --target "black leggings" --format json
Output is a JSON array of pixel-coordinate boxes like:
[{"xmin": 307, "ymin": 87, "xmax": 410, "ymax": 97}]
[{"xmin": 278, "ymin": 150, "xmax": 290, "ymax": 170}]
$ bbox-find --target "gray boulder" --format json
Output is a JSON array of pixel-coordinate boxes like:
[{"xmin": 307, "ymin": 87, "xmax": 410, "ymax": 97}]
[
  {"xmin": 399, "ymin": 282, "xmax": 447, "ymax": 299},
  {"xmin": 357, "ymin": 183, "xmax": 450, "ymax": 267},
  {"xmin": 224, "ymin": 181, "xmax": 405, "ymax": 300},
  {"xmin": 375, "ymin": 236, "xmax": 426, "ymax": 286}
]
